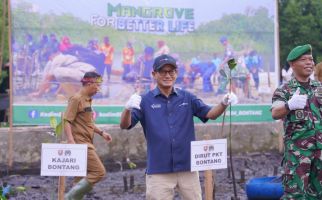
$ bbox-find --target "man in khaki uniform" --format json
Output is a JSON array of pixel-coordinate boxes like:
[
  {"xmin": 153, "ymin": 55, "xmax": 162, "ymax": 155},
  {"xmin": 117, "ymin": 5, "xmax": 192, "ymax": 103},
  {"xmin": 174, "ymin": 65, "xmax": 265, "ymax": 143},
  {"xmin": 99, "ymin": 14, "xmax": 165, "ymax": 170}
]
[{"xmin": 64, "ymin": 71, "xmax": 112, "ymax": 199}]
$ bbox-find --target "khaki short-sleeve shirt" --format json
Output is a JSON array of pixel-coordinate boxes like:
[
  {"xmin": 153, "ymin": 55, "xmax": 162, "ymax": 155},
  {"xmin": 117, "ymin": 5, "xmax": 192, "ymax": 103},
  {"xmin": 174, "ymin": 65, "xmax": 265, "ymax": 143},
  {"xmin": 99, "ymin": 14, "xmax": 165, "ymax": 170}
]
[{"xmin": 64, "ymin": 93, "xmax": 95, "ymax": 149}]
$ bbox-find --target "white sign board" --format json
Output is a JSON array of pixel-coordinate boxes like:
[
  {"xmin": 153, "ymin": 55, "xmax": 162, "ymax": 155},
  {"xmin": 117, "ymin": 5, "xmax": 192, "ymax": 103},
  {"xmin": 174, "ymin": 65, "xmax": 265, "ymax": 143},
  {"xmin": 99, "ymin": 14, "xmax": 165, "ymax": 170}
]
[
  {"xmin": 41, "ymin": 143, "xmax": 88, "ymax": 176},
  {"xmin": 191, "ymin": 139, "xmax": 227, "ymax": 171}
]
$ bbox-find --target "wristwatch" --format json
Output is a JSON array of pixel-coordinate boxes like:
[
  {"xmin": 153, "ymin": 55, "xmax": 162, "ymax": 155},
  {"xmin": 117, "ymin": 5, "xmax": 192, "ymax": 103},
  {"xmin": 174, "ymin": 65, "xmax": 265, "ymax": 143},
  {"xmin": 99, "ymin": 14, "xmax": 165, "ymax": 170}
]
[{"xmin": 97, "ymin": 130, "xmax": 104, "ymax": 136}]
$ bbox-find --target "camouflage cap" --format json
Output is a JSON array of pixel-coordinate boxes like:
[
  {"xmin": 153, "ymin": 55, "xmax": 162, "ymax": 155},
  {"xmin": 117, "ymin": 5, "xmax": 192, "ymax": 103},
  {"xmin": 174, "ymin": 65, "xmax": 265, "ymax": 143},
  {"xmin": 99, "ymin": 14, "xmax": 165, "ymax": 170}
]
[{"xmin": 286, "ymin": 44, "xmax": 312, "ymax": 62}]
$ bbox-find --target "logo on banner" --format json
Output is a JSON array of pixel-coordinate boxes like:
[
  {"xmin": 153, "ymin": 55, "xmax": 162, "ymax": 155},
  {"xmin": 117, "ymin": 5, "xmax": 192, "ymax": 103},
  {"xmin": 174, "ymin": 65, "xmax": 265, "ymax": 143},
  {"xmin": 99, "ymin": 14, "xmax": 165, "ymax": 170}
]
[
  {"xmin": 28, "ymin": 110, "xmax": 39, "ymax": 119},
  {"xmin": 58, "ymin": 150, "xmax": 63, "ymax": 156}
]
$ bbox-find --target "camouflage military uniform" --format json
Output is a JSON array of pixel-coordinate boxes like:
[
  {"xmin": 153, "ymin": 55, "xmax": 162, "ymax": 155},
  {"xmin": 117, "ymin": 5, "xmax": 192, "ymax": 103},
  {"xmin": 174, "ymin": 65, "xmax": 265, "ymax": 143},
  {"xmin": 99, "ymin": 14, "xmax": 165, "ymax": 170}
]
[{"xmin": 272, "ymin": 77, "xmax": 322, "ymax": 199}]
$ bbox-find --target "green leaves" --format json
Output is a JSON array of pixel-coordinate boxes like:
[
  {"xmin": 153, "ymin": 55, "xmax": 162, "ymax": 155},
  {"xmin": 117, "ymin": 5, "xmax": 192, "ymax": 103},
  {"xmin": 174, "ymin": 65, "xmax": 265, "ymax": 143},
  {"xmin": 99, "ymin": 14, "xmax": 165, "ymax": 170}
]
[
  {"xmin": 49, "ymin": 116, "xmax": 62, "ymax": 137},
  {"xmin": 15, "ymin": 186, "xmax": 26, "ymax": 192},
  {"xmin": 126, "ymin": 158, "xmax": 137, "ymax": 169},
  {"xmin": 128, "ymin": 161, "xmax": 137, "ymax": 169},
  {"xmin": 279, "ymin": 0, "xmax": 322, "ymax": 63},
  {"xmin": 49, "ymin": 116, "xmax": 57, "ymax": 129},
  {"xmin": 228, "ymin": 58, "xmax": 237, "ymax": 70},
  {"xmin": 0, "ymin": 184, "xmax": 26, "ymax": 199},
  {"xmin": 55, "ymin": 122, "xmax": 62, "ymax": 137}
]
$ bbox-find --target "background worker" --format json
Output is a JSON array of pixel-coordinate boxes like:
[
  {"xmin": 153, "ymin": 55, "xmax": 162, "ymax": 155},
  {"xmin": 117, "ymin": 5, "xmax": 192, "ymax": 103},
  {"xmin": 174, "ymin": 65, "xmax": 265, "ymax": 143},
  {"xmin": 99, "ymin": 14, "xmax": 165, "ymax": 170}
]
[
  {"xmin": 100, "ymin": 36, "xmax": 114, "ymax": 81},
  {"xmin": 64, "ymin": 71, "xmax": 112, "ymax": 199},
  {"xmin": 120, "ymin": 54, "xmax": 237, "ymax": 200},
  {"xmin": 154, "ymin": 40, "xmax": 170, "ymax": 57},
  {"xmin": 281, "ymin": 61, "xmax": 293, "ymax": 85},
  {"xmin": 122, "ymin": 41, "xmax": 135, "ymax": 81},
  {"xmin": 315, "ymin": 61, "xmax": 322, "ymax": 82},
  {"xmin": 271, "ymin": 44, "xmax": 322, "ymax": 199}
]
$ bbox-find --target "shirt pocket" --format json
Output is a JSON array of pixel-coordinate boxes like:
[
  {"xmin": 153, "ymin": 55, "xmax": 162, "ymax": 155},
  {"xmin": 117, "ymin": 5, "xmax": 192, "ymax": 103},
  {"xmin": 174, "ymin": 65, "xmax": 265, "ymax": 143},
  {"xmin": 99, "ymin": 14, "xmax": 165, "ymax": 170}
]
[
  {"xmin": 315, "ymin": 86, "xmax": 322, "ymax": 104},
  {"xmin": 83, "ymin": 107, "xmax": 93, "ymax": 123},
  {"xmin": 314, "ymin": 89, "xmax": 322, "ymax": 123},
  {"xmin": 288, "ymin": 110, "xmax": 311, "ymax": 131}
]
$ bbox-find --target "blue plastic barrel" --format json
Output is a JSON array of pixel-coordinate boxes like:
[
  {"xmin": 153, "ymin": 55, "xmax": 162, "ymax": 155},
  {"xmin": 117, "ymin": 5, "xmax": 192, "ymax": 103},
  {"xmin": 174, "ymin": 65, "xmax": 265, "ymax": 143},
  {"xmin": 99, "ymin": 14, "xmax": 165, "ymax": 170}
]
[{"xmin": 245, "ymin": 176, "xmax": 283, "ymax": 200}]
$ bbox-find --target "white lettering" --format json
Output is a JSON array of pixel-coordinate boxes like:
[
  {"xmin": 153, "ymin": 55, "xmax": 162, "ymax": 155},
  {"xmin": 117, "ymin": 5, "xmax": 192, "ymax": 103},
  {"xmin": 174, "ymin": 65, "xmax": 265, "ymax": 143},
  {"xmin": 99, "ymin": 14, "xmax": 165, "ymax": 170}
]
[{"xmin": 98, "ymin": 112, "xmax": 122, "ymax": 117}]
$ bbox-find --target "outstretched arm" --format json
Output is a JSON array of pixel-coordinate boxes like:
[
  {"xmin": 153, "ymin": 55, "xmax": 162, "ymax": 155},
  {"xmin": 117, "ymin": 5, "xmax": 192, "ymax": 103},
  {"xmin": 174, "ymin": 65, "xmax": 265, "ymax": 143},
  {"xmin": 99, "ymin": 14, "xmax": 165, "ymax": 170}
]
[
  {"xmin": 206, "ymin": 92, "xmax": 238, "ymax": 120},
  {"xmin": 206, "ymin": 103, "xmax": 227, "ymax": 120}
]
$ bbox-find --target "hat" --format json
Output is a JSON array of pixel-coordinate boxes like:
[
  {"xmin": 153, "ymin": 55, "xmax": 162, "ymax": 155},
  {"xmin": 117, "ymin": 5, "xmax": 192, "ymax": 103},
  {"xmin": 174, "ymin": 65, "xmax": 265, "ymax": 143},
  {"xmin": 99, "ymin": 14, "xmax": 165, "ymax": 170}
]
[
  {"xmin": 81, "ymin": 71, "xmax": 102, "ymax": 83},
  {"xmin": 287, "ymin": 44, "xmax": 312, "ymax": 62},
  {"xmin": 144, "ymin": 46, "xmax": 154, "ymax": 55},
  {"xmin": 153, "ymin": 54, "xmax": 177, "ymax": 71},
  {"xmin": 220, "ymin": 36, "xmax": 227, "ymax": 43}
]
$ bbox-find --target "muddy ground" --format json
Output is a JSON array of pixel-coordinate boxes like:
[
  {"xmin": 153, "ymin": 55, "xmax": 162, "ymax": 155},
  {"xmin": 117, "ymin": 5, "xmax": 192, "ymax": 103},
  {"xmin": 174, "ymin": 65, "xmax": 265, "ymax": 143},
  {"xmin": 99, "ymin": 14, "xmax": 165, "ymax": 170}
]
[{"xmin": 1, "ymin": 151, "xmax": 283, "ymax": 200}]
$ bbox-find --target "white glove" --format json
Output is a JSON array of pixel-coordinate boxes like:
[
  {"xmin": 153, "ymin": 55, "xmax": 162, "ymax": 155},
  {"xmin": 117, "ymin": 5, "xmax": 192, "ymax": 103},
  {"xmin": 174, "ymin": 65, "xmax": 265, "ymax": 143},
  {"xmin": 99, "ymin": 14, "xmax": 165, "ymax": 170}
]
[
  {"xmin": 287, "ymin": 88, "xmax": 307, "ymax": 110},
  {"xmin": 222, "ymin": 92, "xmax": 238, "ymax": 106},
  {"xmin": 125, "ymin": 94, "xmax": 141, "ymax": 110}
]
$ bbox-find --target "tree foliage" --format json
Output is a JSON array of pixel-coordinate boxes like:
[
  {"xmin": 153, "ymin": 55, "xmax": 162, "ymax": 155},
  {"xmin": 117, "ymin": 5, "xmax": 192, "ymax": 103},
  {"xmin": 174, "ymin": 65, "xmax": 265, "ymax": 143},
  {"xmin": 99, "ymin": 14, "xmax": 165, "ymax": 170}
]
[
  {"xmin": 279, "ymin": 0, "xmax": 322, "ymax": 65},
  {"xmin": 0, "ymin": 0, "xmax": 9, "ymax": 68},
  {"xmin": 195, "ymin": 7, "xmax": 274, "ymax": 53}
]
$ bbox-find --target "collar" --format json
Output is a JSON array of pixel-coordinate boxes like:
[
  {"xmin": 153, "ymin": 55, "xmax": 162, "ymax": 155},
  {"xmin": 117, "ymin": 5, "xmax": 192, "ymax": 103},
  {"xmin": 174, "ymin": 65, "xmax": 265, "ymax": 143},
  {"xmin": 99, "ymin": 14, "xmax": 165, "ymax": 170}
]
[
  {"xmin": 85, "ymin": 97, "xmax": 92, "ymax": 102},
  {"xmin": 79, "ymin": 91, "xmax": 92, "ymax": 102},
  {"xmin": 152, "ymin": 87, "xmax": 179, "ymax": 97},
  {"xmin": 289, "ymin": 77, "xmax": 319, "ymax": 88}
]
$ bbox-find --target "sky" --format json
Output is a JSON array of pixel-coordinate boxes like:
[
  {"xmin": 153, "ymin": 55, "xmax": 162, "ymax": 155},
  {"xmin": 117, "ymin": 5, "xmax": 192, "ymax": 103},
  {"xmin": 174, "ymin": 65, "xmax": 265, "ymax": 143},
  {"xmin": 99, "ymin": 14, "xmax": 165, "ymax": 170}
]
[{"xmin": 11, "ymin": 0, "xmax": 276, "ymax": 27}]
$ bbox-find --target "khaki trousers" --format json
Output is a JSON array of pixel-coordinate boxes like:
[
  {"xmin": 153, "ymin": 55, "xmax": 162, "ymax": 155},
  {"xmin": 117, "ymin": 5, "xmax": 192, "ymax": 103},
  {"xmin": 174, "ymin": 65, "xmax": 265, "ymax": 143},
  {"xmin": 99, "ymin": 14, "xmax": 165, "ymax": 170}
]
[
  {"xmin": 146, "ymin": 171, "xmax": 202, "ymax": 200},
  {"xmin": 74, "ymin": 148, "xmax": 106, "ymax": 185}
]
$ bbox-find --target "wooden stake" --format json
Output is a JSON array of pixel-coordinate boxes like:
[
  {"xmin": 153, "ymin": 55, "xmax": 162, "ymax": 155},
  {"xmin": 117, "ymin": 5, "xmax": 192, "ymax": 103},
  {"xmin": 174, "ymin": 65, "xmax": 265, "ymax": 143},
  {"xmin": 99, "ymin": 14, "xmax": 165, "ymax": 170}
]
[
  {"xmin": 239, "ymin": 170, "xmax": 245, "ymax": 183},
  {"xmin": 273, "ymin": 166, "xmax": 278, "ymax": 176},
  {"xmin": 204, "ymin": 170, "xmax": 213, "ymax": 200},
  {"xmin": 58, "ymin": 112, "xmax": 65, "ymax": 200},
  {"xmin": 129, "ymin": 175, "xmax": 134, "ymax": 190},
  {"xmin": 203, "ymin": 134, "xmax": 213, "ymax": 200},
  {"xmin": 212, "ymin": 172, "xmax": 216, "ymax": 200},
  {"xmin": 58, "ymin": 176, "xmax": 65, "ymax": 200},
  {"xmin": 123, "ymin": 176, "xmax": 128, "ymax": 192}
]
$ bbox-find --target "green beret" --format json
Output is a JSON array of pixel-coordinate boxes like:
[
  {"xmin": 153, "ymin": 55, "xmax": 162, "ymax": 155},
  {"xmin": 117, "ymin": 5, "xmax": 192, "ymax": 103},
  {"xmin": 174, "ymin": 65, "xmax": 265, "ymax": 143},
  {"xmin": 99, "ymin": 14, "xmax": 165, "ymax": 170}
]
[{"xmin": 287, "ymin": 44, "xmax": 312, "ymax": 62}]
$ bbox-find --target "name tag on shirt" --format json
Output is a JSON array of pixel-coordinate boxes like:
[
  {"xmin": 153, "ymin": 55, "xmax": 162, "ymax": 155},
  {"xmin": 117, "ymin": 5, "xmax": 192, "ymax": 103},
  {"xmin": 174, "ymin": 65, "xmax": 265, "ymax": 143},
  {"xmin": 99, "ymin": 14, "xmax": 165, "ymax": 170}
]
[{"xmin": 84, "ymin": 107, "xmax": 92, "ymax": 112}]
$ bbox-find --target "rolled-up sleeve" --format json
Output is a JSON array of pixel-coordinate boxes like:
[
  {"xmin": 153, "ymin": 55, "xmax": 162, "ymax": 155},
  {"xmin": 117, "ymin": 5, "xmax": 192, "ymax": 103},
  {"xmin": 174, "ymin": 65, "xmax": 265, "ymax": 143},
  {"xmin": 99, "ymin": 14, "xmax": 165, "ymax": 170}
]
[
  {"xmin": 271, "ymin": 87, "xmax": 288, "ymax": 110},
  {"xmin": 191, "ymin": 95, "xmax": 211, "ymax": 123}
]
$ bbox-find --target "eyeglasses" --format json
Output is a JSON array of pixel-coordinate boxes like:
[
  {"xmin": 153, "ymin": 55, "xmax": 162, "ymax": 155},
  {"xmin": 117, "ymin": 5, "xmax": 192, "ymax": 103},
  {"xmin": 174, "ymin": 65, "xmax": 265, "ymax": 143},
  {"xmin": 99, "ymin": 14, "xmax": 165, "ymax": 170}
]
[{"xmin": 157, "ymin": 69, "xmax": 177, "ymax": 76}]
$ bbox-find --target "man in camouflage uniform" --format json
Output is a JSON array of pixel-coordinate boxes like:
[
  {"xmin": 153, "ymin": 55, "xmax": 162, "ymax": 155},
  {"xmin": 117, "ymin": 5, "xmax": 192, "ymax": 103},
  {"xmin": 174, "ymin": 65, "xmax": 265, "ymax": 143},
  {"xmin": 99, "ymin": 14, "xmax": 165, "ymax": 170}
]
[{"xmin": 271, "ymin": 44, "xmax": 322, "ymax": 199}]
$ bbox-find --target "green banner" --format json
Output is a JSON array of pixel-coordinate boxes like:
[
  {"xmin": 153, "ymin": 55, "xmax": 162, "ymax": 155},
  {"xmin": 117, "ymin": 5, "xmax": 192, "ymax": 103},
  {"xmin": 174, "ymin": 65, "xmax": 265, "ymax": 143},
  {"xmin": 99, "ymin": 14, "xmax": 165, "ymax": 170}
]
[
  {"xmin": 13, "ymin": 104, "xmax": 274, "ymax": 125},
  {"xmin": 10, "ymin": 0, "xmax": 277, "ymax": 125}
]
